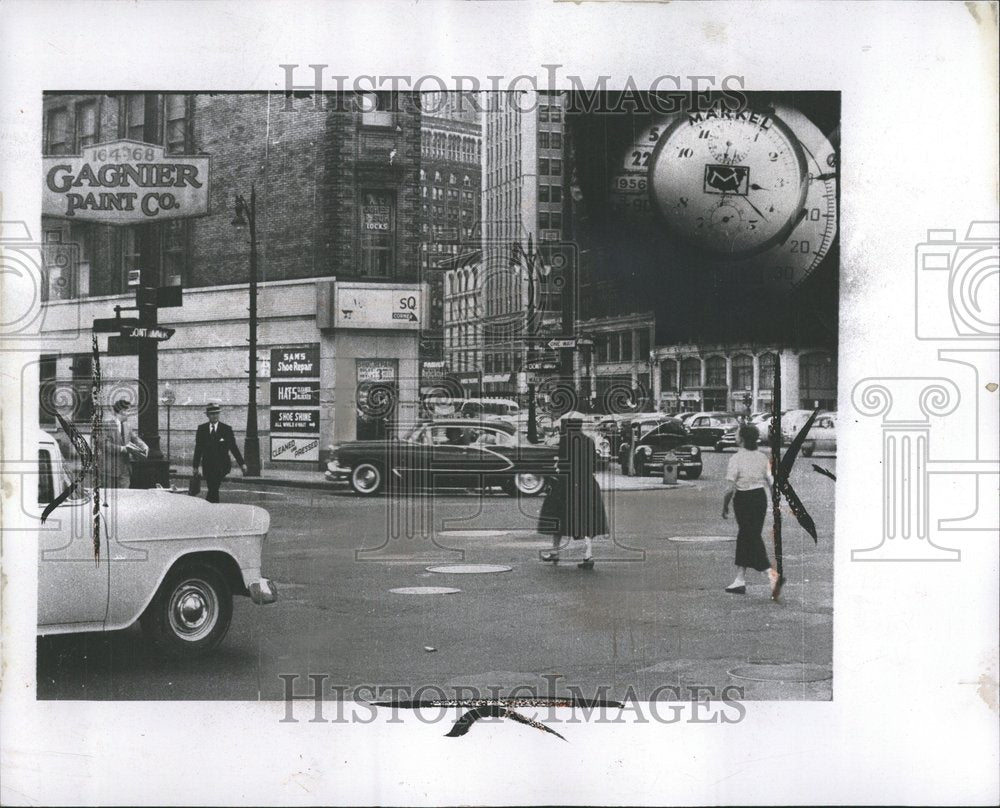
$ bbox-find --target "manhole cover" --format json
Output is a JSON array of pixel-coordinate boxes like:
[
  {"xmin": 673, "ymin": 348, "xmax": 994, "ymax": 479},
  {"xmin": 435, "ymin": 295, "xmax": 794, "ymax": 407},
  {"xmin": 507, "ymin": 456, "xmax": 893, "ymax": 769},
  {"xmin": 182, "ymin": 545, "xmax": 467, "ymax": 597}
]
[
  {"xmin": 390, "ymin": 586, "xmax": 462, "ymax": 595},
  {"xmin": 727, "ymin": 663, "xmax": 832, "ymax": 683},
  {"xmin": 425, "ymin": 564, "xmax": 513, "ymax": 574},
  {"xmin": 667, "ymin": 535, "xmax": 736, "ymax": 543},
  {"xmin": 439, "ymin": 530, "xmax": 510, "ymax": 538}
]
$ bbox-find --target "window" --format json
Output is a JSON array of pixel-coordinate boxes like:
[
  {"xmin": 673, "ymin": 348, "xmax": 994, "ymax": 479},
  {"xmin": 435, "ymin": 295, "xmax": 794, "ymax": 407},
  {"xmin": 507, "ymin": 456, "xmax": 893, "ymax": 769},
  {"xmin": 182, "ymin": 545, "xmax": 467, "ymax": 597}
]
[
  {"xmin": 161, "ymin": 220, "xmax": 187, "ymax": 286},
  {"xmin": 120, "ymin": 227, "xmax": 142, "ymax": 290},
  {"xmin": 75, "ymin": 100, "xmax": 98, "ymax": 149},
  {"xmin": 550, "ymin": 159, "xmax": 562, "ymax": 176},
  {"xmin": 360, "ymin": 91, "xmax": 394, "ymax": 127},
  {"xmin": 638, "ymin": 329, "xmax": 650, "ymax": 358},
  {"xmin": 163, "ymin": 93, "xmax": 187, "ymax": 153},
  {"xmin": 608, "ymin": 333, "xmax": 621, "ymax": 362},
  {"xmin": 538, "ymin": 185, "xmax": 549, "ymax": 203},
  {"xmin": 539, "ymin": 212, "xmax": 549, "ymax": 229},
  {"xmin": 550, "ymin": 212, "xmax": 562, "ymax": 230},
  {"xmin": 550, "ymin": 185, "xmax": 562, "ymax": 204},
  {"xmin": 45, "ymin": 107, "xmax": 70, "ymax": 154},
  {"xmin": 538, "ymin": 106, "xmax": 549, "ymax": 123},
  {"xmin": 681, "ymin": 358, "xmax": 701, "ymax": 388},
  {"xmin": 463, "ymin": 175, "xmax": 471, "ymax": 187},
  {"xmin": 800, "ymin": 352, "xmax": 837, "ymax": 399},
  {"xmin": 621, "ymin": 331, "xmax": 633, "ymax": 361},
  {"xmin": 551, "ymin": 132, "xmax": 562, "ymax": 149},
  {"xmin": 449, "ymin": 173, "xmax": 457, "ymax": 185},
  {"xmin": 758, "ymin": 353, "xmax": 777, "ymax": 391},
  {"xmin": 706, "ymin": 356, "xmax": 727, "ymax": 386},
  {"xmin": 660, "ymin": 359, "xmax": 678, "ymax": 391},
  {"xmin": 538, "ymin": 131, "xmax": 550, "ymax": 149},
  {"xmin": 596, "ymin": 334, "xmax": 608, "ymax": 363},
  {"xmin": 70, "ymin": 354, "xmax": 94, "ymax": 423},
  {"xmin": 124, "ymin": 93, "xmax": 146, "ymax": 140},
  {"xmin": 732, "ymin": 355, "xmax": 753, "ymax": 391}
]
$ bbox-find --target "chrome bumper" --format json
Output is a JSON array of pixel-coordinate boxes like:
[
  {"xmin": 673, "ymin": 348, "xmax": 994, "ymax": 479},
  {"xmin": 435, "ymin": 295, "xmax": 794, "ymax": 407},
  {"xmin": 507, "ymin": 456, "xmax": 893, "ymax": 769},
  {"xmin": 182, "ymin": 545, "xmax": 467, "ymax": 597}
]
[
  {"xmin": 249, "ymin": 578, "xmax": 278, "ymax": 605},
  {"xmin": 325, "ymin": 460, "xmax": 351, "ymax": 481}
]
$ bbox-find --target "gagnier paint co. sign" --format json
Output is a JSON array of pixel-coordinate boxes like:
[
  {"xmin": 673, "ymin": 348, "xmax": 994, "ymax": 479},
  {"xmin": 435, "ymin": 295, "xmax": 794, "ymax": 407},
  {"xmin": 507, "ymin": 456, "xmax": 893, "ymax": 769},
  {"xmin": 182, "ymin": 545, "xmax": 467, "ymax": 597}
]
[{"xmin": 43, "ymin": 139, "xmax": 211, "ymax": 223}]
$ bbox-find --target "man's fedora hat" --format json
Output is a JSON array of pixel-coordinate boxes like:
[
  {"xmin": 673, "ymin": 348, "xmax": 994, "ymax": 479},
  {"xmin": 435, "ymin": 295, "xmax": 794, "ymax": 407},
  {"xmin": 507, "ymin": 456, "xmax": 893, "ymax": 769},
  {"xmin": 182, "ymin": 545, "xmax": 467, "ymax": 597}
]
[{"xmin": 205, "ymin": 402, "xmax": 222, "ymax": 414}]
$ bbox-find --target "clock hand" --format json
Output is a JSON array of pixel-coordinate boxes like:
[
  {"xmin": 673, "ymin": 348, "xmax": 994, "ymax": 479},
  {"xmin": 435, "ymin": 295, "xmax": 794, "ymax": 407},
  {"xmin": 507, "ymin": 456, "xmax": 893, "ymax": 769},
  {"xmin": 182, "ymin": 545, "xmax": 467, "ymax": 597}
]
[
  {"xmin": 811, "ymin": 172, "xmax": 836, "ymax": 181},
  {"xmin": 741, "ymin": 196, "xmax": 770, "ymax": 222},
  {"xmin": 749, "ymin": 183, "xmax": 770, "ymax": 191}
]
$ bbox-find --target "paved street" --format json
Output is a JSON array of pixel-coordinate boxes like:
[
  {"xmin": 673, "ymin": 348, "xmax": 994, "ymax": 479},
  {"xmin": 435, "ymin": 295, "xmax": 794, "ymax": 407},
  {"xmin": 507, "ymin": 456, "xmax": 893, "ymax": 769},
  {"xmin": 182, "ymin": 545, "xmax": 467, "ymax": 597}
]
[{"xmin": 37, "ymin": 451, "xmax": 835, "ymax": 702}]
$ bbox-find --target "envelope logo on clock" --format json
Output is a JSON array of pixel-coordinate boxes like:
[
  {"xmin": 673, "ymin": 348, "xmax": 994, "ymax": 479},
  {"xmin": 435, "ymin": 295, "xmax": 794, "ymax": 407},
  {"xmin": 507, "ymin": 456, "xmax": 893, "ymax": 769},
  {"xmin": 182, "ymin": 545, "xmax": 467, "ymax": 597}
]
[{"xmin": 704, "ymin": 164, "xmax": 749, "ymax": 195}]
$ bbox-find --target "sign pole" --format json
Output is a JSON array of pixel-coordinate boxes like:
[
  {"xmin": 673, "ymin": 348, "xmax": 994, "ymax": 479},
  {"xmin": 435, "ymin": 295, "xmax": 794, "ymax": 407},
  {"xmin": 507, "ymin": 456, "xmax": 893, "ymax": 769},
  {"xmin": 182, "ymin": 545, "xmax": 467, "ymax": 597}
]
[
  {"xmin": 771, "ymin": 357, "xmax": 783, "ymax": 576},
  {"xmin": 133, "ymin": 224, "xmax": 168, "ymax": 487}
]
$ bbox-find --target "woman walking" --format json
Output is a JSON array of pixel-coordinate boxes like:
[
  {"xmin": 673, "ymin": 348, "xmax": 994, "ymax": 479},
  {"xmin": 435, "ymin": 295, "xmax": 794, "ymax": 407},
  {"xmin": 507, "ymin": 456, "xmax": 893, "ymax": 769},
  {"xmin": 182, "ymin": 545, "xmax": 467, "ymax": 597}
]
[
  {"xmin": 721, "ymin": 424, "xmax": 784, "ymax": 600},
  {"xmin": 539, "ymin": 415, "xmax": 608, "ymax": 569}
]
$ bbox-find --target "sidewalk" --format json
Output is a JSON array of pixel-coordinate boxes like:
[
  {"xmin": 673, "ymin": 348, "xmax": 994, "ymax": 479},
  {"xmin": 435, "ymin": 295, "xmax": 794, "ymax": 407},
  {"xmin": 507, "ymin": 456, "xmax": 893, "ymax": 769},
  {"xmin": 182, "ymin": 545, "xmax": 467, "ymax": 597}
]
[{"xmin": 170, "ymin": 467, "xmax": 697, "ymax": 493}]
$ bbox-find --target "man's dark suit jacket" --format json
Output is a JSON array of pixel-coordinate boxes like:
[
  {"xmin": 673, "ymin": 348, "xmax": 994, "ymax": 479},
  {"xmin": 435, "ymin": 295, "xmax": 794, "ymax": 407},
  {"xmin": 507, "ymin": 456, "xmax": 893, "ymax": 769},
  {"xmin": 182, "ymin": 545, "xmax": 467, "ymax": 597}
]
[{"xmin": 193, "ymin": 421, "xmax": 245, "ymax": 477}]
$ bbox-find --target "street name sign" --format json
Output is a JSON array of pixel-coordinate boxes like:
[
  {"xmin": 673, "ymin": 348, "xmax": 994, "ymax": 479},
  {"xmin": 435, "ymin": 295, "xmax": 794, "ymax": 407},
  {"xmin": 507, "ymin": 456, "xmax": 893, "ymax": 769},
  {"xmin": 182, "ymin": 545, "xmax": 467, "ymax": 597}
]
[{"xmin": 120, "ymin": 325, "xmax": 175, "ymax": 341}]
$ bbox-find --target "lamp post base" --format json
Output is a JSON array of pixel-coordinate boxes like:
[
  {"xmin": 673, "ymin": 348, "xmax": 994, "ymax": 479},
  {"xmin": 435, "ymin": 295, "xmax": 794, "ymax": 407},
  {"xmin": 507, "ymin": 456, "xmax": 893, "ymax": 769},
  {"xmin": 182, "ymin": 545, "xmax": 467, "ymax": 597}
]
[{"xmin": 244, "ymin": 437, "xmax": 262, "ymax": 477}]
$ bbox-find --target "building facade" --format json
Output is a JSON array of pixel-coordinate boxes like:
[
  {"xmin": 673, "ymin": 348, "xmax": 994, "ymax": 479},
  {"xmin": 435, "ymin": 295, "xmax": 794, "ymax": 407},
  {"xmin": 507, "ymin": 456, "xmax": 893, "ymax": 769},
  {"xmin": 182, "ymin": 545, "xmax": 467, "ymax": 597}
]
[
  {"xmin": 476, "ymin": 91, "xmax": 568, "ymax": 397},
  {"xmin": 39, "ymin": 91, "xmax": 426, "ymax": 470},
  {"xmin": 418, "ymin": 92, "xmax": 482, "ymax": 365}
]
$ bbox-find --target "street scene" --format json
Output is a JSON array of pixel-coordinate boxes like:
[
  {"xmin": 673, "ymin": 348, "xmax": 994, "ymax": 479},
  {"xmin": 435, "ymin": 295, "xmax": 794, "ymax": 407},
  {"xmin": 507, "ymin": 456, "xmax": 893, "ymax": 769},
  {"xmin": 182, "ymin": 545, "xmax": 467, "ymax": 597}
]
[{"xmin": 33, "ymin": 88, "xmax": 839, "ymax": 704}]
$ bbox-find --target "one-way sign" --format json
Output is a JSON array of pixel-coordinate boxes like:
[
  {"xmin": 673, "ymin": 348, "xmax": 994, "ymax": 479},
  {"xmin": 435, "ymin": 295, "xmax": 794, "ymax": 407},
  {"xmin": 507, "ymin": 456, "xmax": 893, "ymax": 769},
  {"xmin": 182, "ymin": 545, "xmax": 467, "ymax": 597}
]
[
  {"xmin": 120, "ymin": 325, "xmax": 175, "ymax": 341},
  {"xmin": 548, "ymin": 337, "xmax": 577, "ymax": 349}
]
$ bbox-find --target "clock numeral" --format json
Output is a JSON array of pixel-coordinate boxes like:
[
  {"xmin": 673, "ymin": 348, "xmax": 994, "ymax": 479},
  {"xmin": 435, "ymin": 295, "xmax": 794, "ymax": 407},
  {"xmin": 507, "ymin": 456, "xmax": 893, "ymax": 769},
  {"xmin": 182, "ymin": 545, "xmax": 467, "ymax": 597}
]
[
  {"xmin": 806, "ymin": 207, "xmax": 821, "ymax": 221},
  {"xmin": 648, "ymin": 127, "xmax": 660, "ymax": 142},
  {"xmin": 677, "ymin": 196, "xmax": 689, "ymax": 208},
  {"xmin": 748, "ymin": 220, "xmax": 758, "ymax": 231},
  {"xmin": 698, "ymin": 129, "xmax": 711, "ymax": 139},
  {"xmin": 790, "ymin": 239, "xmax": 810, "ymax": 254},
  {"xmin": 677, "ymin": 147, "xmax": 694, "ymax": 158},
  {"xmin": 768, "ymin": 151, "xmax": 779, "ymax": 162}
]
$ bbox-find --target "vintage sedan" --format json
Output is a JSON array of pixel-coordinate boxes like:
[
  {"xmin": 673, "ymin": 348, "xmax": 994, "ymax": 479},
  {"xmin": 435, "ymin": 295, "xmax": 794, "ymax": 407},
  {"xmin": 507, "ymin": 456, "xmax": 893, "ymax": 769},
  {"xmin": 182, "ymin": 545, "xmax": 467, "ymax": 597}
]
[
  {"xmin": 801, "ymin": 412, "xmax": 837, "ymax": 456},
  {"xmin": 686, "ymin": 412, "xmax": 742, "ymax": 450},
  {"xmin": 35, "ymin": 430, "xmax": 277, "ymax": 658},
  {"xmin": 326, "ymin": 419, "xmax": 557, "ymax": 496},
  {"xmin": 618, "ymin": 417, "xmax": 703, "ymax": 479}
]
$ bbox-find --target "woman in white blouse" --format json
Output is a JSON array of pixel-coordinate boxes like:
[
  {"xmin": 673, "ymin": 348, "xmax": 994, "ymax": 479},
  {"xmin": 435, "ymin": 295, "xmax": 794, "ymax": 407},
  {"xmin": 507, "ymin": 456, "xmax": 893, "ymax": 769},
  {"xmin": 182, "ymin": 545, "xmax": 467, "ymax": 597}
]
[{"xmin": 721, "ymin": 424, "xmax": 784, "ymax": 600}]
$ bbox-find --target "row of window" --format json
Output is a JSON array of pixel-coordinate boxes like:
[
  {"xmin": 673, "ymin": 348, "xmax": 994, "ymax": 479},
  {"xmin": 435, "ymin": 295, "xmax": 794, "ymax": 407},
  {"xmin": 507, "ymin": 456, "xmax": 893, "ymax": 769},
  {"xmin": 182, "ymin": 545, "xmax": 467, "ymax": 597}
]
[
  {"xmin": 420, "ymin": 169, "xmax": 476, "ymax": 187},
  {"xmin": 422, "ymin": 187, "xmax": 477, "ymax": 203},
  {"xmin": 594, "ymin": 329, "xmax": 652, "ymax": 363},
  {"xmin": 421, "ymin": 131, "xmax": 480, "ymax": 164},
  {"xmin": 44, "ymin": 93, "xmax": 191, "ymax": 156},
  {"xmin": 537, "ymin": 131, "xmax": 563, "ymax": 150}
]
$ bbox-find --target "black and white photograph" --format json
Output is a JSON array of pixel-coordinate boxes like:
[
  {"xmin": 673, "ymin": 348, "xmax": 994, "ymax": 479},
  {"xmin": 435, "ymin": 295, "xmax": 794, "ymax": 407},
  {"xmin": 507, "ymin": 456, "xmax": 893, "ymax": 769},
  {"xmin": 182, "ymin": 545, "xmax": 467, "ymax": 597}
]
[{"xmin": 1, "ymin": 1, "xmax": 997, "ymax": 806}]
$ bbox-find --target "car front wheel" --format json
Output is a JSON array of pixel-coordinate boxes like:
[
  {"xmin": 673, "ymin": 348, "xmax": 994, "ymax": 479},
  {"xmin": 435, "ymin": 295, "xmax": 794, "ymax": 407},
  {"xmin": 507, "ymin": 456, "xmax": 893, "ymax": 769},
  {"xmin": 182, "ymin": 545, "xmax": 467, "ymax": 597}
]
[
  {"xmin": 683, "ymin": 467, "xmax": 703, "ymax": 480},
  {"xmin": 140, "ymin": 562, "xmax": 233, "ymax": 659},
  {"xmin": 350, "ymin": 462, "xmax": 384, "ymax": 495},
  {"xmin": 714, "ymin": 442, "xmax": 725, "ymax": 452}
]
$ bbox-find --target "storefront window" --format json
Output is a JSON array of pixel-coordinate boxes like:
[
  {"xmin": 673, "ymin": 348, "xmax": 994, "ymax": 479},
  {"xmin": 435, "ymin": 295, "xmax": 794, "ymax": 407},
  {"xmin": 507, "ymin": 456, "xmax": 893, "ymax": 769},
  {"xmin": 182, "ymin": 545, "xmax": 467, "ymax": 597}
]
[
  {"xmin": 758, "ymin": 353, "xmax": 777, "ymax": 390},
  {"xmin": 681, "ymin": 358, "xmax": 701, "ymax": 389},
  {"xmin": 75, "ymin": 100, "xmax": 98, "ymax": 149},
  {"xmin": 45, "ymin": 107, "xmax": 70, "ymax": 155},
  {"xmin": 660, "ymin": 359, "xmax": 677, "ymax": 391},
  {"xmin": 705, "ymin": 356, "xmax": 727, "ymax": 387},
  {"xmin": 732, "ymin": 354, "xmax": 753, "ymax": 391}
]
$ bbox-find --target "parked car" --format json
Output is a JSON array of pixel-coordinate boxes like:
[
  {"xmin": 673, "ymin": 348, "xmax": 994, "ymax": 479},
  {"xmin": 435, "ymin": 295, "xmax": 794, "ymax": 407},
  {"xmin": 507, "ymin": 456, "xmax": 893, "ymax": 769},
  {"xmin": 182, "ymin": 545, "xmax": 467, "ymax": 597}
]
[
  {"xmin": 594, "ymin": 413, "xmax": 634, "ymax": 462},
  {"xmin": 802, "ymin": 412, "xmax": 837, "ymax": 456},
  {"xmin": 685, "ymin": 412, "xmax": 742, "ymax": 450},
  {"xmin": 34, "ymin": 429, "xmax": 277, "ymax": 658},
  {"xmin": 781, "ymin": 408, "xmax": 828, "ymax": 444},
  {"xmin": 613, "ymin": 414, "xmax": 684, "ymax": 463},
  {"xmin": 326, "ymin": 419, "xmax": 557, "ymax": 496},
  {"xmin": 622, "ymin": 417, "xmax": 703, "ymax": 479}
]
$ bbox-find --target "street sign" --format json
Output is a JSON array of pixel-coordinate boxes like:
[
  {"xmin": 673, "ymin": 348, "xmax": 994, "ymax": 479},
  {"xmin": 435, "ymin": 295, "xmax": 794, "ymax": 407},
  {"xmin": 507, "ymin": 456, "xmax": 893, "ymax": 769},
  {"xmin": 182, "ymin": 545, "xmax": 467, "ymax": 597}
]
[
  {"xmin": 527, "ymin": 360, "xmax": 560, "ymax": 371},
  {"xmin": 547, "ymin": 338, "xmax": 577, "ymax": 349},
  {"xmin": 120, "ymin": 325, "xmax": 175, "ymax": 341},
  {"xmin": 93, "ymin": 316, "xmax": 140, "ymax": 333}
]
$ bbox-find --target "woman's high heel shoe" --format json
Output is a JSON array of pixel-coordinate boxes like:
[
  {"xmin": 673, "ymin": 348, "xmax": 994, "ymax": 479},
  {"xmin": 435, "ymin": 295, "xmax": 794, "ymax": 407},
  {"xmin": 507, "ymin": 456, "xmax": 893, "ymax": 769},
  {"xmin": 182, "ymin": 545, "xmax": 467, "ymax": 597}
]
[{"xmin": 541, "ymin": 551, "xmax": 560, "ymax": 563}]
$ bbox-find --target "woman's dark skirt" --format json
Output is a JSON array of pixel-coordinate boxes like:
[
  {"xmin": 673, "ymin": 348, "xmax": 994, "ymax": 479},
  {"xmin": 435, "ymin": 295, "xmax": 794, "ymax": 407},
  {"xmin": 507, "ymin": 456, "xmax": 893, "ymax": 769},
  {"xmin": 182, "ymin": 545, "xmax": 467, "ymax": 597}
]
[
  {"xmin": 733, "ymin": 487, "xmax": 771, "ymax": 571},
  {"xmin": 538, "ymin": 474, "xmax": 609, "ymax": 539}
]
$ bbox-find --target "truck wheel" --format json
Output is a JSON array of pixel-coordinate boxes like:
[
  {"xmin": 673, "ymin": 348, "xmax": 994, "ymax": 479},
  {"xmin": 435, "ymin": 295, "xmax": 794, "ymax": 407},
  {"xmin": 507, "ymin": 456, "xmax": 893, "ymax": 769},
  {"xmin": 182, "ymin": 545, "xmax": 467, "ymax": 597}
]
[
  {"xmin": 350, "ymin": 462, "xmax": 384, "ymax": 495},
  {"xmin": 140, "ymin": 562, "xmax": 233, "ymax": 659}
]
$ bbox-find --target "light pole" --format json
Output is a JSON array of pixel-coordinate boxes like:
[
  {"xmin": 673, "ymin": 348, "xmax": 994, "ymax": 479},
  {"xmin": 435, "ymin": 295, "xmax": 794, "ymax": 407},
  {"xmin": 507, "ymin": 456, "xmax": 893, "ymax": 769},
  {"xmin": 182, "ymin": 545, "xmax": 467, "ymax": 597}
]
[
  {"xmin": 231, "ymin": 185, "xmax": 262, "ymax": 477},
  {"xmin": 512, "ymin": 235, "xmax": 545, "ymax": 443},
  {"xmin": 160, "ymin": 382, "xmax": 175, "ymax": 465}
]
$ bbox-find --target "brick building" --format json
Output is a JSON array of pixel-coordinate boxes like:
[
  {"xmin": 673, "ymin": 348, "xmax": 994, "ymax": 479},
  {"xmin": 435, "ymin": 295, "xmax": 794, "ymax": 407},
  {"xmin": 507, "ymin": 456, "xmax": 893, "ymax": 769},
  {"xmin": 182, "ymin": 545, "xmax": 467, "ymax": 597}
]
[{"xmin": 39, "ymin": 91, "xmax": 426, "ymax": 470}]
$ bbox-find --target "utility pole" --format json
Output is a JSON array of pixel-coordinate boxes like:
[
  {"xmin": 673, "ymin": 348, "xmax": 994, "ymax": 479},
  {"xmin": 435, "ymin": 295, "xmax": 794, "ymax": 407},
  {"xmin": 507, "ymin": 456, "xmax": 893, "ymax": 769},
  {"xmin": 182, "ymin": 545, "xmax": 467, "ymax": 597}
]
[{"xmin": 232, "ymin": 185, "xmax": 262, "ymax": 476}]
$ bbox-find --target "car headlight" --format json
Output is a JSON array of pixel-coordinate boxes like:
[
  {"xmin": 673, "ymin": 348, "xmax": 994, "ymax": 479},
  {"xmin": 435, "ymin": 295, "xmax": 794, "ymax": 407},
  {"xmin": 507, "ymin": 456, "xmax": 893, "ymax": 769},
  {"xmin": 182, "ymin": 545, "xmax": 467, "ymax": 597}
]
[{"xmin": 690, "ymin": 446, "xmax": 700, "ymax": 456}]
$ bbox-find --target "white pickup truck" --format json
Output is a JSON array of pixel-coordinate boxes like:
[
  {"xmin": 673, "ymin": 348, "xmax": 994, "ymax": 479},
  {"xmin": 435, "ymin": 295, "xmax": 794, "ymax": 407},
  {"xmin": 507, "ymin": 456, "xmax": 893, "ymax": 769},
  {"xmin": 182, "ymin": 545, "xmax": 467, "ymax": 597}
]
[{"xmin": 34, "ymin": 429, "xmax": 277, "ymax": 658}]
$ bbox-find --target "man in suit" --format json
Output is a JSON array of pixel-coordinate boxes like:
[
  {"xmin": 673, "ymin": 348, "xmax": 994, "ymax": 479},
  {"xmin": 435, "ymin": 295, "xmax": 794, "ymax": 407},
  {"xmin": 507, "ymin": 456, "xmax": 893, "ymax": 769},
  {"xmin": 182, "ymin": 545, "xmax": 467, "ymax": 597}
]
[
  {"xmin": 102, "ymin": 399, "xmax": 148, "ymax": 488},
  {"xmin": 192, "ymin": 402, "xmax": 246, "ymax": 503}
]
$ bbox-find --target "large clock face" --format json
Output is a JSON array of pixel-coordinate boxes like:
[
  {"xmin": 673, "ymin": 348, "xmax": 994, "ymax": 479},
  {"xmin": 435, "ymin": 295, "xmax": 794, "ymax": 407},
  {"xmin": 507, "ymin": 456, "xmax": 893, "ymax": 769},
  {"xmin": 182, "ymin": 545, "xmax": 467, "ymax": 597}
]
[
  {"xmin": 607, "ymin": 103, "xmax": 838, "ymax": 293},
  {"xmin": 649, "ymin": 112, "xmax": 808, "ymax": 258}
]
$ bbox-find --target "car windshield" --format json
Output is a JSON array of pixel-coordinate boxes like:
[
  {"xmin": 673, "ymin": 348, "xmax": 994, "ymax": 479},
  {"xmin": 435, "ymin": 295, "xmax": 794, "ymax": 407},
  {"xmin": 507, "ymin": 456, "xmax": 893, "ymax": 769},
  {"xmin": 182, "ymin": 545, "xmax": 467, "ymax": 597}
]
[{"xmin": 716, "ymin": 416, "xmax": 739, "ymax": 426}]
